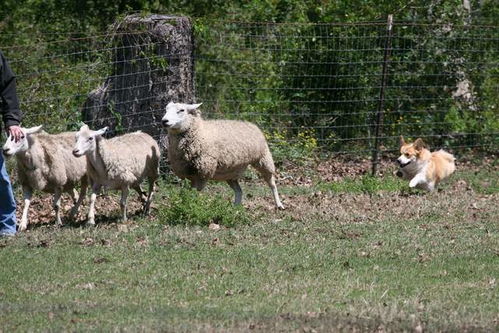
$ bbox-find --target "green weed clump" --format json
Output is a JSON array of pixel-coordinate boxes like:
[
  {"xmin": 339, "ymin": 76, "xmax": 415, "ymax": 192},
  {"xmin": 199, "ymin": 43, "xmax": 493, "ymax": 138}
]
[
  {"xmin": 266, "ymin": 128, "xmax": 318, "ymax": 164},
  {"xmin": 158, "ymin": 185, "xmax": 252, "ymax": 227}
]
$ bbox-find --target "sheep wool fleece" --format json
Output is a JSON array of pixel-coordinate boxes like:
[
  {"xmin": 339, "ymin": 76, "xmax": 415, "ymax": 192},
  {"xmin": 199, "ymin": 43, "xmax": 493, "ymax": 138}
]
[
  {"xmin": 17, "ymin": 132, "xmax": 86, "ymax": 193},
  {"xmin": 88, "ymin": 132, "xmax": 160, "ymax": 189},
  {"xmin": 168, "ymin": 117, "xmax": 275, "ymax": 181}
]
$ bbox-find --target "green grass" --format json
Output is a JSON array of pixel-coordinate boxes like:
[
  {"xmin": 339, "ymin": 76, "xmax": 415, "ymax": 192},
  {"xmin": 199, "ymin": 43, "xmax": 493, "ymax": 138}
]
[
  {"xmin": 157, "ymin": 183, "xmax": 252, "ymax": 227},
  {"xmin": 0, "ymin": 166, "xmax": 497, "ymax": 331}
]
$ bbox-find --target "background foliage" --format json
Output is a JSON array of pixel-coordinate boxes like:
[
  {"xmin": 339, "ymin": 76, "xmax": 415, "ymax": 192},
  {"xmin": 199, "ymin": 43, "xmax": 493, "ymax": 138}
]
[{"xmin": 0, "ymin": 0, "xmax": 497, "ymax": 155}]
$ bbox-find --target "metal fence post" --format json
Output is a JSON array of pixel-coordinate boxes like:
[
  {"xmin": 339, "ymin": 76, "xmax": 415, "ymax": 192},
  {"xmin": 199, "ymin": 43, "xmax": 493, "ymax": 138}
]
[{"xmin": 371, "ymin": 14, "xmax": 393, "ymax": 176}]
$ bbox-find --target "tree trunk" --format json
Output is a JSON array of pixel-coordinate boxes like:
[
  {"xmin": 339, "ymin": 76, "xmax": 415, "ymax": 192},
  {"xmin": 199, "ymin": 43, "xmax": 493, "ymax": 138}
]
[{"xmin": 82, "ymin": 14, "xmax": 195, "ymax": 160}]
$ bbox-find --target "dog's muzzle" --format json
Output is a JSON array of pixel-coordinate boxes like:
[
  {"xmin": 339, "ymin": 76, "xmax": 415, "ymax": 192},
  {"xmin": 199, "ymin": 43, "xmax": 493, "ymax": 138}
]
[{"xmin": 398, "ymin": 160, "xmax": 411, "ymax": 168}]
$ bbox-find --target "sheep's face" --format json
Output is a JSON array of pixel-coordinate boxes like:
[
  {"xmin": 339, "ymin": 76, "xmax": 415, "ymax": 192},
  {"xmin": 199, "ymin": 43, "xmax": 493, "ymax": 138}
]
[
  {"xmin": 162, "ymin": 102, "xmax": 202, "ymax": 132},
  {"xmin": 73, "ymin": 125, "xmax": 107, "ymax": 157},
  {"xmin": 2, "ymin": 125, "xmax": 43, "ymax": 157}
]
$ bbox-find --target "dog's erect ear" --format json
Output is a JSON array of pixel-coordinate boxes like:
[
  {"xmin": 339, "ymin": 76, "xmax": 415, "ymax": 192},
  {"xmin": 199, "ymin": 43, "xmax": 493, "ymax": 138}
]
[
  {"xmin": 399, "ymin": 135, "xmax": 405, "ymax": 147},
  {"xmin": 413, "ymin": 138, "xmax": 426, "ymax": 150}
]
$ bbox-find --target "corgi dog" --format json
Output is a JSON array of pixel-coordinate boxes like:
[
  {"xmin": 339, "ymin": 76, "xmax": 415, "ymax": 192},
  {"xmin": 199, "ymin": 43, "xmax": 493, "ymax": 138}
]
[{"xmin": 396, "ymin": 136, "xmax": 456, "ymax": 191}]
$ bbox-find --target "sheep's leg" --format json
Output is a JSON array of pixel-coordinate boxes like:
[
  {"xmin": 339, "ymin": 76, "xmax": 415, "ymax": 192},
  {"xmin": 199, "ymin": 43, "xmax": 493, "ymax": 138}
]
[
  {"xmin": 53, "ymin": 189, "xmax": 63, "ymax": 226},
  {"xmin": 69, "ymin": 180, "xmax": 88, "ymax": 220},
  {"xmin": 191, "ymin": 178, "xmax": 207, "ymax": 191},
  {"xmin": 87, "ymin": 192, "xmax": 97, "ymax": 225},
  {"xmin": 120, "ymin": 187, "xmax": 129, "ymax": 223},
  {"xmin": 143, "ymin": 180, "xmax": 155, "ymax": 215},
  {"xmin": 133, "ymin": 184, "xmax": 147, "ymax": 204},
  {"xmin": 227, "ymin": 179, "xmax": 243, "ymax": 205},
  {"xmin": 18, "ymin": 188, "xmax": 32, "ymax": 232},
  {"xmin": 253, "ymin": 165, "xmax": 285, "ymax": 209},
  {"xmin": 265, "ymin": 174, "xmax": 285, "ymax": 210},
  {"xmin": 70, "ymin": 188, "xmax": 79, "ymax": 204},
  {"xmin": 87, "ymin": 183, "xmax": 101, "ymax": 226}
]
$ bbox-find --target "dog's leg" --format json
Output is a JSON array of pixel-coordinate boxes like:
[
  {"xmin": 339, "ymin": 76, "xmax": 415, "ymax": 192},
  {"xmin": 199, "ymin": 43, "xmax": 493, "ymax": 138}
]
[
  {"xmin": 426, "ymin": 182, "xmax": 436, "ymax": 192},
  {"xmin": 409, "ymin": 174, "xmax": 425, "ymax": 188}
]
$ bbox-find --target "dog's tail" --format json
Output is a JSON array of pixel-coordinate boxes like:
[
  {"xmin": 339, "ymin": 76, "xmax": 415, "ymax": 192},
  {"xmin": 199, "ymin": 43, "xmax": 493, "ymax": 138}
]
[
  {"xmin": 435, "ymin": 150, "xmax": 456, "ymax": 175},
  {"xmin": 436, "ymin": 149, "xmax": 455, "ymax": 162}
]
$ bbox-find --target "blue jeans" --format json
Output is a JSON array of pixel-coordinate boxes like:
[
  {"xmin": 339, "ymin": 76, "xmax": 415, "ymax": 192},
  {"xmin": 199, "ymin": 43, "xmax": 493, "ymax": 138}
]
[{"xmin": 0, "ymin": 153, "xmax": 16, "ymax": 234}]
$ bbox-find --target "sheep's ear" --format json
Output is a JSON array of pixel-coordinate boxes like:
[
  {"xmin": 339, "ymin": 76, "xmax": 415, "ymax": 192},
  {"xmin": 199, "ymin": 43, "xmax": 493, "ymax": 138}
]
[
  {"xmin": 186, "ymin": 103, "xmax": 202, "ymax": 110},
  {"xmin": 95, "ymin": 127, "xmax": 108, "ymax": 136},
  {"xmin": 186, "ymin": 103, "xmax": 202, "ymax": 115},
  {"xmin": 79, "ymin": 124, "xmax": 89, "ymax": 132},
  {"xmin": 399, "ymin": 135, "xmax": 405, "ymax": 147},
  {"xmin": 413, "ymin": 138, "xmax": 426, "ymax": 150},
  {"xmin": 25, "ymin": 125, "xmax": 43, "ymax": 135}
]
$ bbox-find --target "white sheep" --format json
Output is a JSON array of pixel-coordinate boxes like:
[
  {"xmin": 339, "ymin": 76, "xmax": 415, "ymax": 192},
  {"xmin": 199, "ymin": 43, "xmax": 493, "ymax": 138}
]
[
  {"xmin": 2, "ymin": 126, "xmax": 88, "ymax": 231},
  {"xmin": 72, "ymin": 125, "xmax": 160, "ymax": 224},
  {"xmin": 161, "ymin": 102, "xmax": 284, "ymax": 209}
]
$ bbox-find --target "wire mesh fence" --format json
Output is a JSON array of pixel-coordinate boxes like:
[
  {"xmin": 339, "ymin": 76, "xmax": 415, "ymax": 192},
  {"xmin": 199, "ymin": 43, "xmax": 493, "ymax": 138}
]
[
  {"xmin": 1, "ymin": 17, "xmax": 498, "ymax": 174},
  {"xmin": 195, "ymin": 19, "xmax": 499, "ymax": 158}
]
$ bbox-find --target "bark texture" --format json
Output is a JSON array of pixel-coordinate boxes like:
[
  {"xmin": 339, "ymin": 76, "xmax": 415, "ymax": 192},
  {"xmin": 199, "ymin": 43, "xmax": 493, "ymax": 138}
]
[{"xmin": 82, "ymin": 14, "xmax": 195, "ymax": 154}]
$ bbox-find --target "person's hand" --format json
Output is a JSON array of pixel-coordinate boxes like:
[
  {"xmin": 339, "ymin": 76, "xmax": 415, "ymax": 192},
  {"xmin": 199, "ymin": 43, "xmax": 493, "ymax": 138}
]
[{"xmin": 7, "ymin": 125, "xmax": 23, "ymax": 142}]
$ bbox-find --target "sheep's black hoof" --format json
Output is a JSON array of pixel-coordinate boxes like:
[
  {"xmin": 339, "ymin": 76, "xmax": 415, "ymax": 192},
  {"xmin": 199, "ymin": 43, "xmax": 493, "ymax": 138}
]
[{"xmin": 395, "ymin": 170, "xmax": 403, "ymax": 178}]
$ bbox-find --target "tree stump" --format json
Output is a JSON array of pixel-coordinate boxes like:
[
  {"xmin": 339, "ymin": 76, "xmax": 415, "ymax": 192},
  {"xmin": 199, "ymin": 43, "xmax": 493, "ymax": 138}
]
[{"xmin": 82, "ymin": 14, "xmax": 195, "ymax": 162}]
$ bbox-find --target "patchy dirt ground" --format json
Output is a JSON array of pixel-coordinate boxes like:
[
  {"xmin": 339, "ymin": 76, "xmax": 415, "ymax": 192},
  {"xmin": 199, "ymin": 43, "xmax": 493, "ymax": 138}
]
[
  {"xmin": 276, "ymin": 155, "xmax": 395, "ymax": 187},
  {"xmin": 278, "ymin": 153, "xmax": 498, "ymax": 186},
  {"xmin": 247, "ymin": 177, "xmax": 497, "ymax": 226},
  {"xmin": 14, "ymin": 191, "xmax": 148, "ymax": 230},
  {"xmin": 11, "ymin": 155, "xmax": 498, "ymax": 231}
]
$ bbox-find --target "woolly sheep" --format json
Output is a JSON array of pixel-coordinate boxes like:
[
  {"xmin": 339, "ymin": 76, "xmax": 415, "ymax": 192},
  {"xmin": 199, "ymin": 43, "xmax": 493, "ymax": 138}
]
[
  {"xmin": 161, "ymin": 102, "xmax": 284, "ymax": 209},
  {"xmin": 2, "ymin": 126, "xmax": 88, "ymax": 231},
  {"xmin": 72, "ymin": 125, "xmax": 160, "ymax": 225}
]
